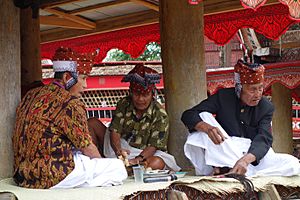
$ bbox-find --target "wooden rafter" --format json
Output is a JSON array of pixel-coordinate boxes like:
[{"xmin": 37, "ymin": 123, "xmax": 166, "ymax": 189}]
[
  {"xmin": 40, "ymin": 0, "xmax": 85, "ymax": 8},
  {"xmin": 40, "ymin": 16, "xmax": 92, "ymax": 30},
  {"xmin": 272, "ymin": 42, "xmax": 300, "ymax": 49},
  {"xmin": 129, "ymin": 0, "xmax": 159, "ymax": 11},
  {"xmin": 203, "ymin": 0, "xmax": 278, "ymax": 15},
  {"xmin": 68, "ymin": 0, "xmax": 130, "ymax": 15},
  {"xmin": 41, "ymin": 10, "xmax": 158, "ymax": 43},
  {"xmin": 43, "ymin": 8, "xmax": 96, "ymax": 29}
]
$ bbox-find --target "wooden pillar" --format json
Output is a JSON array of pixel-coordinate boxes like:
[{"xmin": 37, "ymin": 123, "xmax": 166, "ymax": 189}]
[
  {"xmin": 224, "ymin": 42, "xmax": 232, "ymax": 67},
  {"xmin": 20, "ymin": 7, "xmax": 42, "ymax": 97},
  {"xmin": 160, "ymin": 0, "xmax": 206, "ymax": 168},
  {"xmin": 272, "ymin": 83, "xmax": 293, "ymax": 154},
  {"xmin": 0, "ymin": 0, "xmax": 20, "ymax": 178}
]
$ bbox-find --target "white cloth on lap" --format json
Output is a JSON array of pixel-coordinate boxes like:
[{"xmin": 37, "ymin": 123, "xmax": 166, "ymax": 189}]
[
  {"xmin": 103, "ymin": 130, "xmax": 181, "ymax": 172},
  {"xmin": 184, "ymin": 112, "xmax": 300, "ymax": 177},
  {"xmin": 51, "ymin": 151, "xmax": 127, "ymax": 189}
]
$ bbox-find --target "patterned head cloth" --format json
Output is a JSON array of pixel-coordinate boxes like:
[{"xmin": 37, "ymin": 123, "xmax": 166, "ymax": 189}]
[
  {"xmin": 234, "ymin": 60, "xmax": 265, "ymax": 98},
  {"xmin": 121, "ymin": 64, "xmax": 160, "ymax": 95},
  {"xmin": 52, "ymin": 47, "xmax": 97, "ymax": 75},
  {"xmin": 234, "ymin": 59, "xmax": 265, "ymax": 84}
]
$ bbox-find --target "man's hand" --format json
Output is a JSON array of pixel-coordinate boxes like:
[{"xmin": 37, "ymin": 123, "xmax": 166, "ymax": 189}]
[
  {"xmin": 230, "ymin": 153, "xmax": 256, "ymax": 175},
  {"xmin": 128, "ymin": 157, "xmax": 143, "ymax": 166},
  {"xmin": 117, "ymin": 148, "xmax": 130, "ymax": 158},
  {"xmin": 195, "ymin": 121, "xmax": 226, "ymax": 144}
]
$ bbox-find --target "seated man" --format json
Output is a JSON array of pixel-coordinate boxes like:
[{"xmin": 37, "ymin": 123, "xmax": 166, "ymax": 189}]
[
  {"xmin": 181, "ymin": 60, "xmax": 300, "ymax": 176},
  {"xmin": 13, "ymin": 47, "xmax": 127, "ymax": 189},
  {"xmin": 88, "ymin": 64, "xmax": 181, "ymax": 171}
]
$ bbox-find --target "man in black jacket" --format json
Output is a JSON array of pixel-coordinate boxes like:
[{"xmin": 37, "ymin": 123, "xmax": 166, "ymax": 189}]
[{"xmin": 182, "ymin": 60, "xmax": 300, "ymax": 176}]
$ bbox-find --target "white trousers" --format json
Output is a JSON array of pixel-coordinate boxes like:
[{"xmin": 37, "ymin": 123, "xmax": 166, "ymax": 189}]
[
  {"xmin": 103, "ymin": 130, "xmax": 181, "ymax": 172},
  {"xmin": 51, "ymin": 151, "xmax": 127, "ymax": 189},
  {"xmin": 184, "ymin": 112, "xmax": 300, "ymax": 177}
]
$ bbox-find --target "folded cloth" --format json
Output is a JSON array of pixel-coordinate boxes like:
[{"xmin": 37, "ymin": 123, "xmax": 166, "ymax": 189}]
[
  {"xmin": 51, "ymin": 151, "xmax": 127, "ymax": 188},
  {"xmin": 103, "ymin": 130, "xmax": 181, "ymax": 172},
  {"xmin": 184, "ymin": 112, "xmax": 300, "ymax": 177}
]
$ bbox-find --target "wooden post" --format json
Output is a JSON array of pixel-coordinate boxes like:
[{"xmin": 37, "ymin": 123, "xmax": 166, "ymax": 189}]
[
  {"xmin": 272, "ymin": 83, "xmax": 293, "ymax": 154},
  {"xmin": 224, "ymin": 41, "xmax": 232, "ymax": 67},
  {"xmin": 160, "ymin": 0, "xmax": 206, "ymax": 169},
  {"xmin": 20, "ymin": 7, "xmax": 42, "ymax": 97},
  {"xmin": 0, "ymin": 0, "xmax": 20, "ymax": 178}
]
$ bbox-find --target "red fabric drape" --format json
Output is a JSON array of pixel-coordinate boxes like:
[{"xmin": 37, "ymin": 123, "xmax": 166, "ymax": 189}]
[
  {"xmin": 240, "ymin": 0, "xmax": 268, "ymax": 10},
  {"xmin": 41, "ymin": 24, "xmax": 160, "ymax": 64},
  {"xmin": 204, "ymin": 4, "xmax": 295, "ymax": 45},
  {"xmin": 41, "ymin": 4, "xmax": 296, "ymax": 62},
  {"xmin": 240, "ymin": 0, "xmax": 300, "ymax": 20},
  {"xmin": 279, "ymin": 0, "xmax": 300, "ymax": 20}
]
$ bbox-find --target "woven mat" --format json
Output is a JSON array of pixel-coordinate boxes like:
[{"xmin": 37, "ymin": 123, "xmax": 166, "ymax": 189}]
[{"xmin": 1, "ymin": 175, "xmax": 300, "ymax": 200}]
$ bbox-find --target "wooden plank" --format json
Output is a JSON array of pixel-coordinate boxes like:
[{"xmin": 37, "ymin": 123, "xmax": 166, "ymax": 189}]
[
  {"xmin": 41, "ymin": 10, "xmax": 158, "ymax": 43},
  {"xmin": 272, "ymin": 42, "xmax": 300, "ymax": 49},
  {"xmin": 68, "ymin": 0, "xmax": 130, "ymax": 15},
  {"xmin": 40, "ymin": 16, "xmax": 92, "ymax": 30},
  {"xmin": 43, "ymin": 8, "xmax": 96, "ymax": 29},
  {"xmin": 129, "ymin": 0, "xmax": 159, "ymax": 11},
  {"xmin": 204, "ymin": 0, "xmax": 279, "ymax": 15},
  {"xmin": 40, "ymin": 0, "xmax": 85, "ymax": 8}
]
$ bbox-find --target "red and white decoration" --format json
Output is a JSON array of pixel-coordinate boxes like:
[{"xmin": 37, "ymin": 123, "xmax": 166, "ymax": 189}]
[
  {"xmin": 278, "ymin": 0, "xmax": 300, "ymax": 20},
  {"xmin": 188, "ymin": 0, "xmax": 202, "ymax": 4},
  {"xmin": 240, "ymin": 0, "xmax": 268, "ymax": 10},
  {"xmin": 188, "ymin": 0, "xmax": 300, "ymax": 21},
  {"xmin": 240, "ymin": 0, "xmax": 300, "ymax": 20}
]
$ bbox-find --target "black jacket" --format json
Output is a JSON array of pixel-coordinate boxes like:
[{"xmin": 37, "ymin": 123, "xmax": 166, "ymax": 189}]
[{"xmin": 181, "ymin": 88, "xmax": 274, "ymax": 165}]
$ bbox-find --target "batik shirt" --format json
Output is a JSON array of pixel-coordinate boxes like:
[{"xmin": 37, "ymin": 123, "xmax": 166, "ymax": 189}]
[
  {"xmin": 13, "ymin": 81, "xmax": 92, "ymax": 189},
  {"xmin": 109, "ymin": 97, "xmax": 169, "ymax": 151}
]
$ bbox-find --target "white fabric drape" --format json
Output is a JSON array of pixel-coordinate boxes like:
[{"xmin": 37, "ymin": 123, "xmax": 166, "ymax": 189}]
[
  {"xmin": 184, "ymin": 112, "xmax": 300, "ymax": 177},
  {"xmin": 51, "ymin": 151, "xmax": 127, "ymax": 189},
  {"xmin": 103, "ymin": 130, "xmax": 181, "ymax": 172}
]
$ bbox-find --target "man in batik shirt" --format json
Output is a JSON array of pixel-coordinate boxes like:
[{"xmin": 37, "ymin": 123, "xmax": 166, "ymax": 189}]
[
  {"xmin": 88, "ymin": 64, "xmax": 181, "ymax": 171},
  {"xmin": 13, "ymin": 47, "xmax": 127, "ymax": 189}
]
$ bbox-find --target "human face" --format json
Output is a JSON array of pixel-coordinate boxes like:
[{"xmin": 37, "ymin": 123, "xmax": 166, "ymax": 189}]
[
  {"xmin": 69, "ymin": 74, "xmax": 87, "ymax": 98},
  {"xmin": 132, "ymin": 90, "xmax": 153, "ymax": 112},
  {"xmin": 240, "ymin": 83, "xmax": 264, "ymax": 106}
]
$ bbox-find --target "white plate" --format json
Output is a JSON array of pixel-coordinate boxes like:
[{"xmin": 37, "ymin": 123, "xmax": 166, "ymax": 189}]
[{"xmin": 144, "ymin": 170, "xmax": 169, "ymax": 177}]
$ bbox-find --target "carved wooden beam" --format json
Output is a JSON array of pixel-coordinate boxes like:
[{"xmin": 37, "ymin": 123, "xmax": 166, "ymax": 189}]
[
  {"xmin": 41, "ymin": 10, "xmax": 158, "ymax": 43},
  {"xmin": 43, "ymin": 8, "xmax": 96, "ymax": 29},
  {"xmin": 129, "ymin": 0, "xmax": 159, "ymax": 11}
]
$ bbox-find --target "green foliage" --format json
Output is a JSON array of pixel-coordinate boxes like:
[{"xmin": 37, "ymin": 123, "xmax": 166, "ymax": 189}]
[{"xmin": 104, "ymin": 42, "xmax": 161, "ymax": 61}]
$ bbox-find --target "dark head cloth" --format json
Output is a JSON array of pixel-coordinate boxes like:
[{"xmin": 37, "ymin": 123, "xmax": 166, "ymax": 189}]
[
  {"xmin": 121, "ymin": 64, "xmax": 160, "ymax": 94},
  {"xmin": 234, "ymin": 60, "xmax": 265, "ymax": 84}
]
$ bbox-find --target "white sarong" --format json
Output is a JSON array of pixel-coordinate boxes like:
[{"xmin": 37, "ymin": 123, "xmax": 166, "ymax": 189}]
[
  {"xmin": 184, "ymin": 112, "xmax": 300, "ymax": 177},
  {"xmin": 103, "ymin": 130, "xmax": 181, "ymax": 172},
  {"xmin": 51, "ymin": 151, "xmax": 127, "ymax": 189}
]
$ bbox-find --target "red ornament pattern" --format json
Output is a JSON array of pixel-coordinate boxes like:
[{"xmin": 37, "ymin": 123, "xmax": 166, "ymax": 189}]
[
  {"xmin": 41, "ymin": 5, "xmax": 296, "ymax": 61},
  {"xmin": 240, "ymin": 0, "xmax": 268, "ymax": 10},
  {"xmin": 204, "ymin": 4, "xmax": 295, "ymax": 45},
  {"xmin": 279, "ymin": 0, "xmax": 300, "ymax": 20},
  {"xmin": 41, "ymin": 24, "xmax": 160, "ymax": 64}
]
